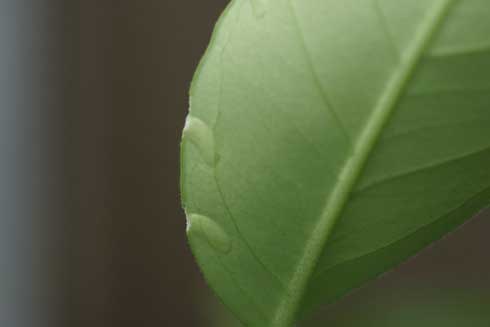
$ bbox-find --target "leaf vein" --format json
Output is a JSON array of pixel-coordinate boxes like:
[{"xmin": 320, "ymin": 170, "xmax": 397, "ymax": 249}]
[
  {"xmin": 356, "ymin": 143, "xmax": 490, "ymax": 194},
  {"xmin": 429, "ymin": 42, "xmax": 490, "ymax": 58},
  {"xmin": 313, "ymin": 184, "xmax": 490, "ymax": 280},
  {"xmin": 287, "ymin": 1, "xmax": 352, "ymax": 146},
  {"xmin": 271, "ymin": 1, "xmax": 455, "ymax": 326},
  {"xmin": 213, "ymin": 173, "xmax": 288, "ymax": 289},
  {"xmin": 373, "ymin": 0, "xmax": 401, "ymax": 60}
]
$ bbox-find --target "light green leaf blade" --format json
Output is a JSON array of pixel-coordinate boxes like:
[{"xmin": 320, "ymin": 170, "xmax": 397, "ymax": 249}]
[{"xmin": 180, "ymin": 0, "xmax": 490, "ymax": 326}]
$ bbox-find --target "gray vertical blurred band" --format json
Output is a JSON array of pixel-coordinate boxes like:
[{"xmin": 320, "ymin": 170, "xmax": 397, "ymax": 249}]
[{"xmin": 0, "ymin": 1, "xmax": 63, "ymax": 326}]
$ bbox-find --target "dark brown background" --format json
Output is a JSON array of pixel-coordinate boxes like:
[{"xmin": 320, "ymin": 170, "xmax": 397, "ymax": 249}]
[
  {"xmin": 72, "ymin": 2, "xmax": 232, "ymax": 326},
  {"xmin": 31, "ymin": 1, "xmax": 490, "ymax": 326}
]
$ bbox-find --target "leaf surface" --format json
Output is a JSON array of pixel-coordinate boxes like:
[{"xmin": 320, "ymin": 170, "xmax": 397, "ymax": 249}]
[{"xmin": 181, "ymin": 0, "xmax": 490, "ymax": 326}]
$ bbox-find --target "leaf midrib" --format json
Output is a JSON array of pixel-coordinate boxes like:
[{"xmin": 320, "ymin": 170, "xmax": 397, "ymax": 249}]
[{"xmin": 271, "ymin": 1, "xmax": 455, "ymax": 326}]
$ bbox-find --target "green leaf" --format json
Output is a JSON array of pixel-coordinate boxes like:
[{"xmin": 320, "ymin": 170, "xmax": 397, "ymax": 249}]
[
  {"xmin": 180, "ymin": 0, "xmax": 490, "ymax": 326},
  {"xmin": 304, "ymin": 287, "xmax": 490, "ymax": 327}
]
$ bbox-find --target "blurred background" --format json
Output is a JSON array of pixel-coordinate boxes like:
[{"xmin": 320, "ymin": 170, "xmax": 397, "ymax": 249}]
[{"xmin": 1, "ymin": 1, "xmax": 489, "ymax": 326}]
